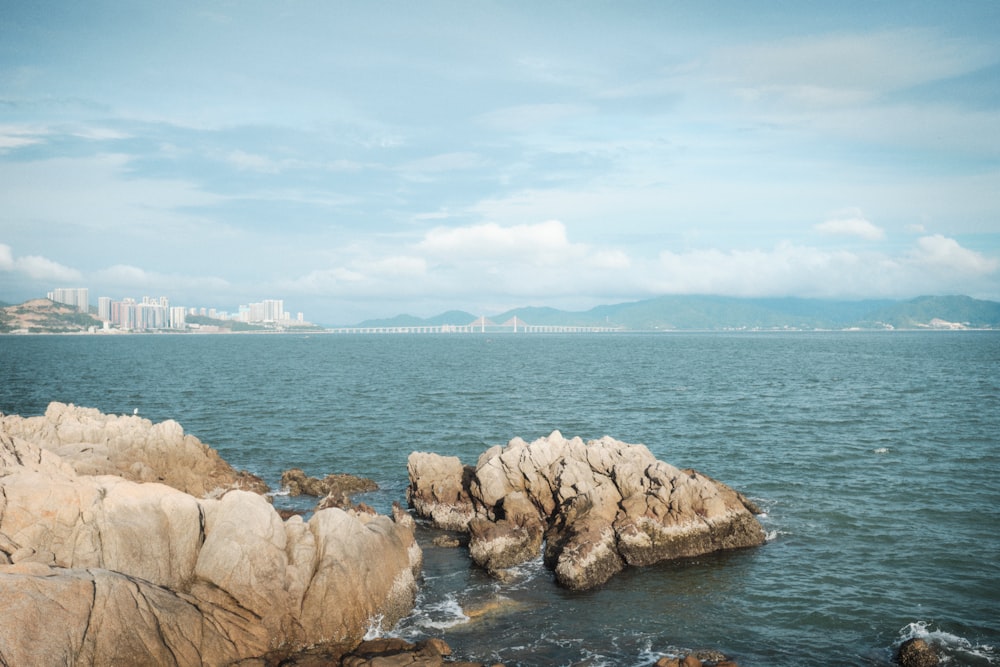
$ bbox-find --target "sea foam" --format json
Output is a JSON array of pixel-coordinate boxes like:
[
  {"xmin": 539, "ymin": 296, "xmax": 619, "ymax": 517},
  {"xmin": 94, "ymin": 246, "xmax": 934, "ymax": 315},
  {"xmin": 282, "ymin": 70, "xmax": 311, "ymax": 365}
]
[{"xmin": 899, "ymin": 621, "xmax": 997, "ymax": 664}]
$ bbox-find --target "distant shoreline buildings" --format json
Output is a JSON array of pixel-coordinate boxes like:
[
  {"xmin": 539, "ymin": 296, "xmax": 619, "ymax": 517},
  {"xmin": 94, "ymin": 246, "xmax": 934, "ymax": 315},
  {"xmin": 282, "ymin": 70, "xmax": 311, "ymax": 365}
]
[{"xmin": 49, "ymin": 288, "xmax": 306, "ymax": 332}]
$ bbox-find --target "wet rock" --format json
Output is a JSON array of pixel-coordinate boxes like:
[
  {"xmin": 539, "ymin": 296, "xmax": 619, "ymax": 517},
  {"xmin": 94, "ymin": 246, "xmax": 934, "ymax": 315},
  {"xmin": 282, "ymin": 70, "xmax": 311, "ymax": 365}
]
[
  {"xmin": 896, "ymin": 637, "xmax": 940, "ymax": 667},
  {"xmin": 281, "ymin": 468, "xmax": 378, "ymax": 498},
  {"xmin": 339, "ymin": 637, "xmax": 494, "ymax": 667},
  {"xmin": 652, "ymin": 655, "xmax": 737, "ymax": 667},
  {"xmin": 408, "ymin": 431, "xmax": 765, "ymax": 590},
  {"xmin": 431, "ymin": 534, "xmax": 462, "ymax": 548}
]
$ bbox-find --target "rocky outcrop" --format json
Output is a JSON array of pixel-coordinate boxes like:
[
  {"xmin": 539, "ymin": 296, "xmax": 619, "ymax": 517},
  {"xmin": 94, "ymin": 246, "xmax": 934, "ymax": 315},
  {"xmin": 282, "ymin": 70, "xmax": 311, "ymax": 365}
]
[
  {"xmin": 281, "ymin": 467, "xmax": 379, "ymax": 498},
  {"xmin": 896, "ymin": 638, "xmax": 940, "ymax": 667},
  {"xmin": 0, "ymin": 402, "xmax": 267, "ymax": 497},
  {"xmin": 0, "ymin": 404, "xmax": 422, "ymax": 666},
  {"xmin": 281, "ymin": 467, "xmax": 380, "ymax": 512},
  {"xmin": 408, "ymin": 431, "xmax": 765, "ymax": 590}
]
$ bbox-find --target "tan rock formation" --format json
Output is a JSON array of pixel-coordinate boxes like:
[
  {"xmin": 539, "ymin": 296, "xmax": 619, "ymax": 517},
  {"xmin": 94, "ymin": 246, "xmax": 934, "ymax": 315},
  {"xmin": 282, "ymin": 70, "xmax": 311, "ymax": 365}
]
[
  {"xmin": 408, "ymin": 431, "xmax": 765, "ymax": 590},
  {"xmin": 0, "ymin": 402, "xmax": 267, "ymax": 497},
  {"xmin": 0, "ymin": 405, "xmax": 422, "ymax": 665},
  {"xmin": 407, "ymin": 452, "xmax": 477, "ymax": 531}
]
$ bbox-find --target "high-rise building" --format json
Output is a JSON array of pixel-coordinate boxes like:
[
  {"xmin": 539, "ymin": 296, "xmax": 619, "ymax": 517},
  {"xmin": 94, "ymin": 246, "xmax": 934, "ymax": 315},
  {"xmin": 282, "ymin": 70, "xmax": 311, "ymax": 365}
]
[
  {"xmin": 48, "ymin": 288, "xmax": 89, "ymax": 313},
  {"xmin": 98, "ymin": 297, "xmax": 112, "ymax": 321},
  {"xmin": 169, "ymin": 306, "xmax": 186, "ymax": 329}
]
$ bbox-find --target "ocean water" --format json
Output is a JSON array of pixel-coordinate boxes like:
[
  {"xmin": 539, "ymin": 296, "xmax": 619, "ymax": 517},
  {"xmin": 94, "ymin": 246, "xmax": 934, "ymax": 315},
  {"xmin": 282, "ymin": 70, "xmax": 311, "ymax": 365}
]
[{"xmin": 1, "ymin": 331, "xmax": 998, "ymax": 666}]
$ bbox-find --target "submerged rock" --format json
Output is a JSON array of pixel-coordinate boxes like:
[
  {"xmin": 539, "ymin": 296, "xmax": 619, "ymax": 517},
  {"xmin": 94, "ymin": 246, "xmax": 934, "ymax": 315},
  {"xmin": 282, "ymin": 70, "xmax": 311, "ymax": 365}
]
[
  {"xmin": 0, "ymin": 403, "xmax": 422, "ymax": 665},
  {"xmin": 408, "ymin": 431, "xmax": 765, "ymax": 590}
]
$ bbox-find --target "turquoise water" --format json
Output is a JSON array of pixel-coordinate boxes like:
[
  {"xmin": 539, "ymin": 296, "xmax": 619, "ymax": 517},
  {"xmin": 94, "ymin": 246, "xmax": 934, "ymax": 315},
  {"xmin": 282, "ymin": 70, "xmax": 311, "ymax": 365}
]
[{"xmin": 1, "ymin": 332, "xmax": 998, "ymax": 666}]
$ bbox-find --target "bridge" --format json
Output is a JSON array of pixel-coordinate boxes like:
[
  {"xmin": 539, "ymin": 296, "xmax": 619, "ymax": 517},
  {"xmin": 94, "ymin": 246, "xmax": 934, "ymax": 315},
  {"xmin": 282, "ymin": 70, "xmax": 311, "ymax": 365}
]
[{"xmin": 327, "ymin": 316, "xmax": 623, "ymax": 335}]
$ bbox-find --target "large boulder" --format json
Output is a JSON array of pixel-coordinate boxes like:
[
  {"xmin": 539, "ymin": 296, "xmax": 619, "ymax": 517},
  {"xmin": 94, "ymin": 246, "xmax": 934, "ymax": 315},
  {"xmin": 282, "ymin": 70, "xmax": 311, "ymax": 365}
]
[
  {"xmin": 408, "ymin": 431, "xmax": 765, "ymax": 590},
  {"xmin": 0, "ymin": 406, "xmax": 422, "ymax": 665}
]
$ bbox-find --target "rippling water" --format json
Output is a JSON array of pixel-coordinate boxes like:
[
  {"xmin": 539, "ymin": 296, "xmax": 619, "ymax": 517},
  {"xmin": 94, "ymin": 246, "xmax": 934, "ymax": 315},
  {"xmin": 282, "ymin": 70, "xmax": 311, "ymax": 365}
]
[{"xmin": 2, "ymin": 331, "xmax": 998, "ymax": 666}]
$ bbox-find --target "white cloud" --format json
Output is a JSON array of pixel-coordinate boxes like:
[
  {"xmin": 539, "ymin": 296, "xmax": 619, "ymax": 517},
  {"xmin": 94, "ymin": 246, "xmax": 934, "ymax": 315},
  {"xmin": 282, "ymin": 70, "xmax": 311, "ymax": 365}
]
[
  {"xmin": 15, "ymin": 254, "xmax": 83, "ymax": 282},
  {"xmin": 815, "ymin": 211, "xmax": 885, "ymax": 240},
  {"xmin": 910, "ymin": 234, "xmax": 999, "ymax": 275},
  {"xmin": 418, "ymin": 220, "xmax": 577, "ymax": 261},
  {"xmin": 90, "ymin": 264, "xmax": 230, "ymax": 294},
  {"xmin": 646, "ymin": 236, "xmax": 998, "ymax": 300},
  {"xmin": 0, "ymin": 243, "xmax": 83, "ymax": 288},
  {"xmin": 281, "ymin": 267, "xmax": 366, "ymax": 294},
  {"xmin": 0, "ymin": 153, "xmax": 226, "ymax": 237},
  {"xmin": 711, "ymin": 29, "xmax": 995, "ymax": 105},
  {"xmin": 69, "ymin": 125, "xmax": 130, "ymax": 141},
  {"xmin": 0, "ymin": 124, "xmax": 47, "ymax": 151},
  {"xmin": 367, "ymin": 255, "xmax": 428, "ymax": 277}
]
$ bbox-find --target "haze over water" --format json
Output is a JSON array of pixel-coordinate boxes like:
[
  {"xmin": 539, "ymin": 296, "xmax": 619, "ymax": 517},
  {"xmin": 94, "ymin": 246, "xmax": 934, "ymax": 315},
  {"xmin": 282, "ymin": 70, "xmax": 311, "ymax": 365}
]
[{"xmin": 1, "ymin": 331, "xmax": 998, "ymax": 666}]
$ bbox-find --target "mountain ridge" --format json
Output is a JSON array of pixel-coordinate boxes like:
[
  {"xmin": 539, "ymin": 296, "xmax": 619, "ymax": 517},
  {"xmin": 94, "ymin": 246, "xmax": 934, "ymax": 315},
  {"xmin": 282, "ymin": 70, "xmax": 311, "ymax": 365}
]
[{"xmin": 354, "ymin": 295, "xmax": 1000, "ymax": 331}]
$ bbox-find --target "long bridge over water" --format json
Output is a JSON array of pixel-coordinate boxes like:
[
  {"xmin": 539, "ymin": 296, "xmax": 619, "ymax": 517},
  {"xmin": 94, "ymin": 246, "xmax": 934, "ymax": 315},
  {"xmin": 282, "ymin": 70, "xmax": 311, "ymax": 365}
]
[{"xmin": 327, "ymin": 316, "xmax": 623, "ymax": 334}]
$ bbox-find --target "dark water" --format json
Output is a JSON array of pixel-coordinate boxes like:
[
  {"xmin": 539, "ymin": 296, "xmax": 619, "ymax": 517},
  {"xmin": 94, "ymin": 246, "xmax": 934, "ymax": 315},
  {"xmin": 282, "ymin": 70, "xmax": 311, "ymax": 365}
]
[{"xmin": 1, "ymin": 331, "xmax": 998, "ymax": 666}]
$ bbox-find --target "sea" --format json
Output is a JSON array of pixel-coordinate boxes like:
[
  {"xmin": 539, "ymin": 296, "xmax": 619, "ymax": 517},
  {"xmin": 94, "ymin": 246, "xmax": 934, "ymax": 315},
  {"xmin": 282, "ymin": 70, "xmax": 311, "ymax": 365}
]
[{"xmin": 1, "ymin": 331, "xmax": 998, "ymax": 666}]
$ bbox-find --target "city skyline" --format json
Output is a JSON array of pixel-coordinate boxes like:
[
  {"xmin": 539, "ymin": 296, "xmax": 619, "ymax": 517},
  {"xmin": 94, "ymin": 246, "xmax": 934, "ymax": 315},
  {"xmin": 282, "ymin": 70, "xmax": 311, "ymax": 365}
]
[
  {"xmin": 2, "ymin": 2, "xmax": 999, "ymax": 324},
  {"xmin": 45, "ymin": 288, "xmax": 304, "ymax": 331}
]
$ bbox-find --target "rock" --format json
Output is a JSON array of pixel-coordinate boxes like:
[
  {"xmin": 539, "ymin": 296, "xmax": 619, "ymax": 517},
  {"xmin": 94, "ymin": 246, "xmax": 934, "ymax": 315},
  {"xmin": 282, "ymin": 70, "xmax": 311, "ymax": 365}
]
[
  {"xmin": 468, "ymin": 491, "xmax": 545, "ymax": 575},
  {"xmin": 897, "ymin": 638, "xmax": 940, "ymax": 667},
  {"xmin": 690, "ymin": 649, "xmax": 729, "ymax": 663},
  {"xmin": 408, "ymin": 431, "xmax": 765, "ymax": 590},
  {"xmin": 654, "ymin": 659, "xmax": 680, "ymax": 667},
  {"xmin": 337, "ymin": 637, "xmax": 498, "ymax": 667},
  {"xmin": 407, "ymin": 453, "xmax": 477, "ymax": 531},
  {"xmin": 0, "ymin": 402, "xmax": 268, "ymax": 497},
  {"xmin": 0, "ymin": 406, "xmax": 422, "ymax": 665},
  {"xmin": 431, "ymin": 534, "xmax": 462, "ymax": 548},
  {"xmin": 281, "ymin": 468, "xmax": 378, "ymax": 498}
]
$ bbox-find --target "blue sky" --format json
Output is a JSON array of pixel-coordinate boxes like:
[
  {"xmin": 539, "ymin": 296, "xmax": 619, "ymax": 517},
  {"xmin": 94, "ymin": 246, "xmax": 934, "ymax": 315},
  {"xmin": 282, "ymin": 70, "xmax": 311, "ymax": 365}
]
[{"xmin": 2, "ymin": 1, "xmax": 999, "ymax": 324}]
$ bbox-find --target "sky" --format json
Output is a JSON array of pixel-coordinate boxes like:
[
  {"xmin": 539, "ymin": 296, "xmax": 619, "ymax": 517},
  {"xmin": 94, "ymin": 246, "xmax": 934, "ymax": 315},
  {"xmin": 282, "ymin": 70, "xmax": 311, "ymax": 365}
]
[{"xmin": 2, "ymin": 1, "xmax": 999, "ymax": 325}]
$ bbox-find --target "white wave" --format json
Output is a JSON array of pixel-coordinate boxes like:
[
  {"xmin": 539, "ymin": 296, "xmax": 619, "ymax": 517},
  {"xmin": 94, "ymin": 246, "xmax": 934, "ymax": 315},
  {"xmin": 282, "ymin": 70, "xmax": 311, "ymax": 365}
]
[
  {"xmin": 873, "ymin": 447, "xmax": 890, "ymax": 454},
  {"xmin": 899, "ymin": 621, "xmax": 997, "ymax": 664},
  {"xmin": 499, "ymin": 553, "xmax": 548, "ymax": 590},
  {"xmin": 363, "ymin": 613, "xmax": 385, "ymax": 640},
  {"xmin": 414, "ymin": 592, "xmax": 469, "ymax": 631}
]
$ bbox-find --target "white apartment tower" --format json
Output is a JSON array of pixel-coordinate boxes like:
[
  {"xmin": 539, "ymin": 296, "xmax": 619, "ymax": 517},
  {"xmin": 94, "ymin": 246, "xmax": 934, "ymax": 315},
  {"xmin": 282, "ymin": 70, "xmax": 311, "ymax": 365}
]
[
  {"xmin": 49, "ymin": 288, "xmax": 89, "ymax": 313},
  {"xmin": 98, "ymin": 296, "xmax": 112, "ymax": 321}
]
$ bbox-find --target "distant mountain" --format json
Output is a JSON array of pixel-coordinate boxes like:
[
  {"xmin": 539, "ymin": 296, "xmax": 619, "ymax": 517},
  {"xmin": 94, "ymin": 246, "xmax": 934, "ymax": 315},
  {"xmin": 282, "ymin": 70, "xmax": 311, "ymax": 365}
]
[
  {"xmin": 858, "ymin": 295, "xmax": 1000, "ymax": 329},
  {"xmin": 350, "ymin": 295, "xmax": 1000, "ymax": 331},
  {"xmin": 357, "ymin": 310, "xmax": 476, "ymax": 328}
]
